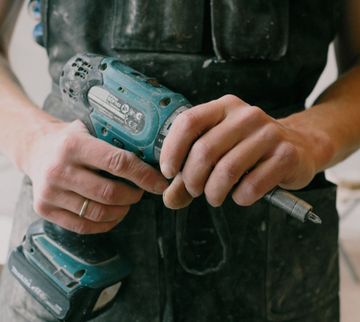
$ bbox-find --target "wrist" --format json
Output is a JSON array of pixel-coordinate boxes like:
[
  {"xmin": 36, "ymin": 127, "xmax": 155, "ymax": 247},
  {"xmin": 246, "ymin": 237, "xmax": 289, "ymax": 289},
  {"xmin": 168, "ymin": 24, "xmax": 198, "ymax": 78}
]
[
  {"xmin": 12, "ymin": 108, "xmax": 63, "ymax": 175},
  {"xmin": 279, "ymin": 111, "xmax": 336, "ymax": 172}
]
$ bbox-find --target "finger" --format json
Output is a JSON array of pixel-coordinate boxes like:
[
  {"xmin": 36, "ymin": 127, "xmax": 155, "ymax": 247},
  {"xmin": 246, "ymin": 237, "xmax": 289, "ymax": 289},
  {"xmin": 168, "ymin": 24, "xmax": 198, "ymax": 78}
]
[
  {"xmin": 160, "ymin": 99, "xmax": 227, "ymax": 178},
  {"xmin": 163, "ymin": 173, "xmax": 193, "ymax": 209},
  {"xmin": 39, "ymin": 189, "xmax": 129, "ymax": 222},
  {"xmin": 231, "ymin": 157, "xmax": 286, "ymax": 206},
  {"xmin": 181, "ymin": 110, "xmax": 255, "ymax": 197},
  {"xmin": 47, "ymin": 166, "xmax": 144, "ymax": 206},
  {"xmin": 203, "ymin": 134, "xmax": 272, "ymax": 207},
  {"xmin": 70, "ymin": 134, "xmax": 169, "ymax": 194},
  {"xmin": 161, "ymin": 95, "xmax": 250, "ymax": 179},
  {"xmin": 35, "ymin": 203, "xmax": 123, "ymax": 235}
]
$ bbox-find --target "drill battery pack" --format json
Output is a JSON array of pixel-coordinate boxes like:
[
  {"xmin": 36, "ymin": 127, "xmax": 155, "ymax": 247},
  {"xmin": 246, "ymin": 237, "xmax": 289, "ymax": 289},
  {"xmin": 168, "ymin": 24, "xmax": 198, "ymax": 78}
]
[{"xmin": 8, "ymin": 220, "xmax": 131, "ymax": 322}]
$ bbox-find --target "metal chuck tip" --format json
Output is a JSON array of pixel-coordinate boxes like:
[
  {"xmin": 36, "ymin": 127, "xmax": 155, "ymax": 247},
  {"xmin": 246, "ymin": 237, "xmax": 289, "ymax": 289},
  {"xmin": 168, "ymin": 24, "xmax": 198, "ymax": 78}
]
[{"xmin": 306, "ymin": 211, "xmax": 322, "ymax": 224}]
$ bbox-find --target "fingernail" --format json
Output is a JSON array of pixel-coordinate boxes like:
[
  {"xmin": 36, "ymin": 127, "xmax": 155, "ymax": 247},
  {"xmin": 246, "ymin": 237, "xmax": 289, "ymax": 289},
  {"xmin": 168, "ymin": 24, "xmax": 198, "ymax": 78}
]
[
  {"xmin": 154, "ymin": 181, "xmax": 169, "ymax": 194},
  {"xmin": 206, "ymin": 196, "xmax": 223, "ymax": 208},
  {"xmin": 189, "ymin": 187, "xmax": 202, "ymax": 198},
  {"xmin": 208, "ymin": 200, "xmax": 221, "ymax": 208},
  {"xmin": 160, "ymin": 163, "xmax": 175, "ymax": 179}
]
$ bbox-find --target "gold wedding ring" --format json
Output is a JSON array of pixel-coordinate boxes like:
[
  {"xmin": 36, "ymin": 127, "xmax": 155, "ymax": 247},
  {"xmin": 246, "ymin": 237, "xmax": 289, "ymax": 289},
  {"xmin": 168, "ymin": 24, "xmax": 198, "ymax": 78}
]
[{"xmin": 79, "ymin": 198, "xmax": 89, "ymax": 218}]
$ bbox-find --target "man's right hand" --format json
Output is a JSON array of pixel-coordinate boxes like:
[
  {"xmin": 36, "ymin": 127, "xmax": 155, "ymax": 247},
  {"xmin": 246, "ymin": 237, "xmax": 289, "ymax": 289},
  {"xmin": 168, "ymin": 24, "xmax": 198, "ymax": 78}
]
[
  {"xmin": 0, "ymin": 0, "xmax": 168, "ymax": 235},
  {"xmin": 23, "ymin": 120, "xmax": 169, "ymax": 234}
]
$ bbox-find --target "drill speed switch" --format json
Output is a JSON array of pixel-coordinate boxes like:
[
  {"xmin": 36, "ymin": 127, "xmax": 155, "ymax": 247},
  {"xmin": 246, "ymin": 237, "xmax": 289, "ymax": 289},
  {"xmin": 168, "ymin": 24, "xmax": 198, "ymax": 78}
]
[{"xmin": 60, "ymin": 53, "xmax": 191, "ymax": 163}]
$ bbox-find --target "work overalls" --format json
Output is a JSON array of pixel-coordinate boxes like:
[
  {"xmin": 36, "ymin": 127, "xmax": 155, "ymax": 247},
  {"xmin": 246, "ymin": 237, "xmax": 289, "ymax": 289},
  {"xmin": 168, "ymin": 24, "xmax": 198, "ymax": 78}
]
[{"xmin": 0, "ymin": 1, "xmax": 342, "ymax": 321}]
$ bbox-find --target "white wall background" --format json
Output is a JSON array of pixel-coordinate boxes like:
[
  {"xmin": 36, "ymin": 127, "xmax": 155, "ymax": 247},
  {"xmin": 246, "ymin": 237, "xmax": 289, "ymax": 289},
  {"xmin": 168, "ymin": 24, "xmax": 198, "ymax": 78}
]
[
  {"xmin": 9, "ymin": 3, "xmax": 51, "ymax": 105},
  {"xmin": 0, "ymin": 4, "xmax": 50, "ymax": 263}
]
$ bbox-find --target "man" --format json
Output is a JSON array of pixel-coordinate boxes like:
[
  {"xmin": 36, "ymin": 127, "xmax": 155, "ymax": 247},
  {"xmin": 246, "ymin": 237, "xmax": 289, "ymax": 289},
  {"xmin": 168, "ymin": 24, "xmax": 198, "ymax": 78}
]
[{"xmin": 0, "ymin": 0, "xmax": 359, "ymax": 321}]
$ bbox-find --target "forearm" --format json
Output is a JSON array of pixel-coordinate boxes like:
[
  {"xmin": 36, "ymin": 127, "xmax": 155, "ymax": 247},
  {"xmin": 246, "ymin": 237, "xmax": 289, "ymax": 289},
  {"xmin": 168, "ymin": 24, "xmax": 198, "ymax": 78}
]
[
  {"xmin": 0, "ymin": 54, "xmax": 59, "ymax": 171},
  {"xmin": 280, "ymin": 64, "xmax": 360, "ymax": 172}
]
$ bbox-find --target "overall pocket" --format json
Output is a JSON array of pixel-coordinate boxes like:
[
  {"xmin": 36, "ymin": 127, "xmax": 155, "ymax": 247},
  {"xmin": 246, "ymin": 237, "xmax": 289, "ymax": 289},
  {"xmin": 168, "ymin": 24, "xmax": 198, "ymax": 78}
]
[
  {"xmin": 111, "ymin": 0, "xmax": 205, "ymax": 53},
  {"xmin": 265, "ymin": 185, "xmax": 339, "ymax": 321},
  {"xmin": 211, "ymin": 0, "xmax": 289, "ymax": 61}
]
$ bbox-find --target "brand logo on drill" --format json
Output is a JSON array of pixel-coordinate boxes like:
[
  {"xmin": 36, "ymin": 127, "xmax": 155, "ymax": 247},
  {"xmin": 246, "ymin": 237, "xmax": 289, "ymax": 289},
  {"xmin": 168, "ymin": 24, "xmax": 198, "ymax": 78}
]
[
  {"xmin": 107, "ymin": 95, "xmax": 130, "ymax": 115},
  {"xmin": 11, "ymin": 266, "xmax": 63, "ymax": 315},
  {"xmin": 105, "ymin": 94, "xmax": 144, "ymax": 132}
]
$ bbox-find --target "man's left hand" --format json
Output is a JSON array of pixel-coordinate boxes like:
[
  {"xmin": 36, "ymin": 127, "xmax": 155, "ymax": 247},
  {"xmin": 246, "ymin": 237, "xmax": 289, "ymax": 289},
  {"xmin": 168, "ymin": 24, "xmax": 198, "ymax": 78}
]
[{"xmin": 160, "ymin": 95, "xmax": 318, "ymax": 209}]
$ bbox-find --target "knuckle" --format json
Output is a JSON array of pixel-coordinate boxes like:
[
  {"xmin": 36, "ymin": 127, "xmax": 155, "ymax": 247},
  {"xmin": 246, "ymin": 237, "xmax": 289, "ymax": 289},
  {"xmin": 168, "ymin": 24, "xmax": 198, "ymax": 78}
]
[
  {"xmin": 220, "ymin": 94, "xmax": 241, "ymax": 105},
  {"xmin": 59, "ymin": 134, "xmax": 78, "ymax": 157},
  {"xmin": 191, "ymin": 140, "xmax": 214, "ymax": 163},
  {"xmin": 43, "ymin": 163, "xmax": 63, "ymax": 183},
  {"xmin": 107, "ymin": 150, "xmax": 129, "ymax": 174},
  {"xmin": 90, "ymin": 204, "xmax": 107, "ymax": 222},
  {"xmin": 216, "ymin": 161, "xmax": 238, "ymax": 184},
  {"xmin": 242, "ymin": 106, "xmax": 266, "ymax": 124},
  {"xmin": 260, "ymin": 123, "xmax": 281, "ymax": 142},
  {"xmin": 33, "ymin": 199, "xmax": 48, "ymax": 216},
  {"xmin": 100, "ymin": 183, "xmax": 117, "ymax": 203},
  {"xmin": 278, "ymin": 143, "xmax": 300, "ymax": 166},
  {"xmin": 175, "ymin": 110, "xmax": 198, "ymax": 132}
]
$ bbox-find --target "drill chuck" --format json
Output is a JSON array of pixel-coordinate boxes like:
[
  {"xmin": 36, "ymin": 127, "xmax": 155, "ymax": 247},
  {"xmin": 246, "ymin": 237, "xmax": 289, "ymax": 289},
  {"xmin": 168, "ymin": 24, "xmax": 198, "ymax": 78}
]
[{"xmin": 264, "ymin": 188, "xmax": 322, "ymax": 224}]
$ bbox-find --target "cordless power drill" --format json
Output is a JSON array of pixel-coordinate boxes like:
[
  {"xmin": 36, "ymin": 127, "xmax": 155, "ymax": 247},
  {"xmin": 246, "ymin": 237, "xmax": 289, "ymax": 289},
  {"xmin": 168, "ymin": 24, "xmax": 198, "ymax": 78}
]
[
  {"xmin": 7, "ymin": 53, "xmax": 191, "ymax": 322},
  {"xmin": 8, "ymin": 53, "xmax": 321, "ymax": 322}
]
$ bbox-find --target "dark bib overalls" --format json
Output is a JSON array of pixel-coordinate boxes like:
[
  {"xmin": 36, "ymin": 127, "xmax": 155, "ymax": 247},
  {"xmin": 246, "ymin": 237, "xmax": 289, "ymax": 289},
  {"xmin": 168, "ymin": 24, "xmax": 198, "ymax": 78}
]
[{"xmin": 0, "ymin": 1, "xmax": 342, "ymax": 321}]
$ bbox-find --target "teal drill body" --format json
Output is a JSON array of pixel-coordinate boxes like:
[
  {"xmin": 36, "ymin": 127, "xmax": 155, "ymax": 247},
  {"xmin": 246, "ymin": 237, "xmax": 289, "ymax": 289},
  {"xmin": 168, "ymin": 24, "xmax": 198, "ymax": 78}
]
[{"xmin": 60, "ymin": 53, "xmax": 191, "ymax": 163}]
